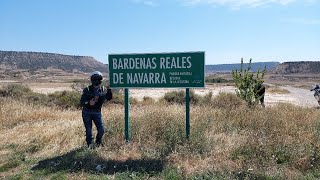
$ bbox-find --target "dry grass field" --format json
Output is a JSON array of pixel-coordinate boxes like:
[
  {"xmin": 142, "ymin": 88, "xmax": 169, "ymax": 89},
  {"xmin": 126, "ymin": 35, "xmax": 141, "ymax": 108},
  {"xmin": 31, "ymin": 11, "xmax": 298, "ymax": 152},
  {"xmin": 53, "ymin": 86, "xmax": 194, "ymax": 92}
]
[{"xmin": 1, "ymin": 73, "xmax": 320, "ymax": 179}]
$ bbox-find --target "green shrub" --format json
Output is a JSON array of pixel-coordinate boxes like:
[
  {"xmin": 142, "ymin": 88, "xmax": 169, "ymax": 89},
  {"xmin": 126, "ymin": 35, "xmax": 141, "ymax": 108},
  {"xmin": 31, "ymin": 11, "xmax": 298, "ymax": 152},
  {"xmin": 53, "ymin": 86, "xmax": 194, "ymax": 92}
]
[
  {"xmin": 0, "ymin": 84, "xmax": 33, "ymax": 98},
  {"xmin": 48, "ymin": 91, "xmax": 82, "ymax": 109},
  {"xmin": 0, "ymin": 84, "xmax": 50, "ymax": 105},
  {"xmin": 160, "ymin": 90, "xmax": 201, "ymax": 104},
  {"xmin": 232, "ymin": 58, "xmax": 266, "ymax": 107},
  {"xmin": 0, "ymin": 84, "xmax": 140, "ymax": 108},
  {"xmin": 140, "ymin": 96, "xmax": 155, "ymax": 105},
  {"xmin": 142, "ymin": 96, "xmax": 154, "ymax": 102},
  {"xmin": 212, "ymin": 92, "xmax": 245, "ymax": 109},
  {"xmin": 0, "ymin": 84, "xmax": 82, "ymax": 109},
  {"xmin": 107, "ymin": 91, "xmax": 137, "ymax": 105}
]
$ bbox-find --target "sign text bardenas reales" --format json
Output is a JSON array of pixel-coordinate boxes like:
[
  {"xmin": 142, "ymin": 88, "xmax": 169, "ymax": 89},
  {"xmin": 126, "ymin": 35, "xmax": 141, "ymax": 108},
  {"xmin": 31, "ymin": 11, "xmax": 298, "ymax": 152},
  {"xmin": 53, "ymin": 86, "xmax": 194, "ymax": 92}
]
[{"xmin": 112, "ymin": 56, "xmax": 192, "ymax": 69}]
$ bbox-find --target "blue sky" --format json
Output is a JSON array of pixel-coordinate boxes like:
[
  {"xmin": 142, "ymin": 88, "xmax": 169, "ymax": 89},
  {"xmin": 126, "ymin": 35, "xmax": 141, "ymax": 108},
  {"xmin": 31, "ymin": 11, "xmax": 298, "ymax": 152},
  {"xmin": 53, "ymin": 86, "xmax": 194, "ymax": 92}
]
[{"xmin": 0, "ymin": 0, "xmax": 319, "ymax": 65}]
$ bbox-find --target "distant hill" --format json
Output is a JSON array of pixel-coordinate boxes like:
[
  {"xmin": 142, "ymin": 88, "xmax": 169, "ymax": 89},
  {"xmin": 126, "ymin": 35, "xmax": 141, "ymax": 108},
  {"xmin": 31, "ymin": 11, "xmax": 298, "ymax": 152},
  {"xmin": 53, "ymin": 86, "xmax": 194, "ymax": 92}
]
[
  {"xmin": 206, "ymin": 62, "xmax": 280, "ymax": 73},
  {"xmin": 272, "ymin": 61, "xmax": 320, "ymax": 74},
  {"xmin": 0, "ymin": 50, "xmax": 108, "ymax": 73}
]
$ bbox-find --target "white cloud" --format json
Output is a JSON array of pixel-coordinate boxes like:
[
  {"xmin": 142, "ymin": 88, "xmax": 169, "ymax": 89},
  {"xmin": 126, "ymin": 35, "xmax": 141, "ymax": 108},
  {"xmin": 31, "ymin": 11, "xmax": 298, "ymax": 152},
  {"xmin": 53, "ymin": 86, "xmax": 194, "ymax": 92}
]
[
  {"xmin": 131, "ymin": 0, "xmax": 158, "ymax": 7},
  {"xmin": 180, "ymin": 0, "xmax": 316, "ymax": 8},
  {"xmin": 282, "ymin": 18, "xmax": 320, "ymax": 25}
]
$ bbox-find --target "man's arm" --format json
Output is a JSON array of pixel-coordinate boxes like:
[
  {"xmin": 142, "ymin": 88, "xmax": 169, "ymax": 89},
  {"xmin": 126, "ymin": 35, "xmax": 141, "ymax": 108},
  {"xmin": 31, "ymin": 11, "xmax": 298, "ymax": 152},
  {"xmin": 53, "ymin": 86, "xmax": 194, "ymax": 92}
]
[
  {"xmin": 93, "ymin": 91, "xmax": 106, "ymax": 108},
  {"xmin": 80, "ymin": 89, "xmax": 90, "ymax": 107},
  {"xmin": 106, "ymin": 88, "xmax": 112, "ymax": 101}
]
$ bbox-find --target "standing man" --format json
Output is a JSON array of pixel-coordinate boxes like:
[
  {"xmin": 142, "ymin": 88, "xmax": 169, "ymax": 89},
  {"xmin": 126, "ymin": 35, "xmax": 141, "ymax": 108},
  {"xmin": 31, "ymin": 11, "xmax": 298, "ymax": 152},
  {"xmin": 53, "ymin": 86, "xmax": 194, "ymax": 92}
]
[
  {"xmin": 80, "ymin": 71, "xmax": 112, "ymax": 148},
  {"xmin": 311, "ymin": 85, "xmax": 320, "ymax": 106}
]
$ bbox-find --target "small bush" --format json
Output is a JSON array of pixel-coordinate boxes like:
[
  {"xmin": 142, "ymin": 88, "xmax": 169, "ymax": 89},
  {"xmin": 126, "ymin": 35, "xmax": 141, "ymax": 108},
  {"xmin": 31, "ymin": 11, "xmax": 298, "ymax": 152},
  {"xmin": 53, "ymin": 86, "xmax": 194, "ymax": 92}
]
[
  {"xmin": 212, "ymin": 92, "xmax": 245, "ymax": 109},
  {"xmin": 143, "ymin": 96, "xmax": 154, "ymax": 102},
  {"xmin": 0, "ymin": 84, "xmax": 32, "ymax": 98},
  {"xmin": 0, "ymin": 84, "xmax": 140, "ymax": 108},
  {"xmin": 107, "ymin": 91, "xmax": 137, "ymax": 105},
  {"xmin": 48, "ymin": 91, "xmax": 82, "ymax": 109},
  {"xmin": 140, "ymin": 96, "xmax": 155, "ymax": 105},
  {"xmin": 160, "ymin": 90, "xmax": 201, "ymax": 104},
  {"xmin": 0, "ymin": 84, "xmax": 50, "ymax": 105},
  {"xmin": 0, "ymin": 84, "xmax": 82, "ymax": 109}
]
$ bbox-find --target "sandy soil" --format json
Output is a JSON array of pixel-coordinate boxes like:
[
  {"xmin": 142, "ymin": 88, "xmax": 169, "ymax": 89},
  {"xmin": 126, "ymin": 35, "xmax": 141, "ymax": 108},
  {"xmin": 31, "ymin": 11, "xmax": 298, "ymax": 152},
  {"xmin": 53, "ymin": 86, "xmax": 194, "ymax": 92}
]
[
  {"xmin": 279, "ymin": 86, "xmax": 318, "ymax": 107},
  {"xmin": 129, "ymin": 85, "xmax": 318, "ymax": 108},
  {"xmin": 129, "ymin": 85, "xmax": 236, "ymax": 100},
  {"xmin": 28, "ymin": 83, "xmax": 73, "ymax": 94},
  {"xmin": 0, "ymin": 80, "xmax": 73, "ymax": 94}
]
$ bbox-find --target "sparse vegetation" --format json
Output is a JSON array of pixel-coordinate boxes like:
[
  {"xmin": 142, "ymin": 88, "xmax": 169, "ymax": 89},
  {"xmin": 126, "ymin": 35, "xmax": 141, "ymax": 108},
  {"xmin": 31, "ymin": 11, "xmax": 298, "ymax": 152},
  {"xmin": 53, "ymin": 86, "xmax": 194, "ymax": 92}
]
[
  {"xmin": 48, "ymin": 91, "xmax": 82, "ymax": 109},
  {"xmin": 0, "ymin": 84, "xmax": 81, "ymax": 109},
  {"xmin": 212, "ymin": 92, "xmax": 245, "ymax": 109},
  {"xmin": 2, "ymin": 90, "xmax": 320, "ymax": 179},
  {"xmin": 0, "ymin": 84, "xmax": 137, "ymax": 109},
  {"xmin": 160, "ymin": 90, "xmax": 196, "ymax": 104}
]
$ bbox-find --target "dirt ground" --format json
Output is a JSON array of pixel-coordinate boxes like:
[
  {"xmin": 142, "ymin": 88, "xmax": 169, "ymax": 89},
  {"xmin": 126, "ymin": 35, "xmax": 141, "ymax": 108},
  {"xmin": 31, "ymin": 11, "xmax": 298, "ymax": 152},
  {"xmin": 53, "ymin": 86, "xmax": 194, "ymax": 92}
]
[{"xmin": 128, "ymin": 85, "xmax": 318, "ymax": 107}]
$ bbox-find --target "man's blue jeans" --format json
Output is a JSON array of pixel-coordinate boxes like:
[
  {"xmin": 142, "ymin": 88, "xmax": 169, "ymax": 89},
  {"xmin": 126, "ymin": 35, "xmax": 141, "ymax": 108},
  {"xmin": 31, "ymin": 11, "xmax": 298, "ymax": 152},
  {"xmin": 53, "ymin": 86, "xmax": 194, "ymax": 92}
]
[{"xmin": 82, "ymin": 111, "xmax": 104, "ymax": 146}]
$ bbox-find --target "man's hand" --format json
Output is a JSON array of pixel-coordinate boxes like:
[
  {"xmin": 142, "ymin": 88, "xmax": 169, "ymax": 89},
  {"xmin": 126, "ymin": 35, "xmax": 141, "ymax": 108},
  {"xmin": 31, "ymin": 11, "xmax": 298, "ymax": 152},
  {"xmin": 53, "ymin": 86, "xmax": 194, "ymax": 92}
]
[{"xmin": 89, "ymin": 98, "xmax": 96, "ymax": 106}]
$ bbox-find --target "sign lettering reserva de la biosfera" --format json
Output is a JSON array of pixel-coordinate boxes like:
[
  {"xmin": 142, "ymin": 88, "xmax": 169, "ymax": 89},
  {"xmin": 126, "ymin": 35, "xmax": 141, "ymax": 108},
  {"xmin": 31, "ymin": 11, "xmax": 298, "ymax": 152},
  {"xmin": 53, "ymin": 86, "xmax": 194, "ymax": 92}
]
[{"xmin": 108, "ymin": 52, "xmax": 205, "ymax": 88}]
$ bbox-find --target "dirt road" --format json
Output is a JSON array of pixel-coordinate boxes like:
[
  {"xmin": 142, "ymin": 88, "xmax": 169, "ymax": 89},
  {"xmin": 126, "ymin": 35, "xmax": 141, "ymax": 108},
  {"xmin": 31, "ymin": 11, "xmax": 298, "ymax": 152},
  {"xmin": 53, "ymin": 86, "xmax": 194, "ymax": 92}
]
[
  {"xmin": 130, "ymin": 85, "xmax": 319, "ymax": 108},
  {"xmin": 280, "ymin": 86, "xmax": 318, "ymax": 107}
]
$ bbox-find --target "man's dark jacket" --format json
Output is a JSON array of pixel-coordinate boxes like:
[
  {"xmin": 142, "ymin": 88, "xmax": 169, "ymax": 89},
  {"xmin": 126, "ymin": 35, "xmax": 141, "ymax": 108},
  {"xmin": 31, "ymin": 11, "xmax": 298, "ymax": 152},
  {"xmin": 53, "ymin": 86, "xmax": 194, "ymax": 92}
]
[{"xmin": 80, "ymin": 85, "xmax": 112, "ymax": 112}]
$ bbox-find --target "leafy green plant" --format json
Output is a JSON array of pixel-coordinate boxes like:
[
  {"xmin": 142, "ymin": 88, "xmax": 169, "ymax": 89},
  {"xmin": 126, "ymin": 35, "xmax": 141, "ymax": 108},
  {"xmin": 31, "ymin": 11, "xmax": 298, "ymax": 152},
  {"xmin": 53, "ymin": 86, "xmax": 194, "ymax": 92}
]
[{"xmin": 232, "ymin": 58, "xmax": 266, "ymax": 106}]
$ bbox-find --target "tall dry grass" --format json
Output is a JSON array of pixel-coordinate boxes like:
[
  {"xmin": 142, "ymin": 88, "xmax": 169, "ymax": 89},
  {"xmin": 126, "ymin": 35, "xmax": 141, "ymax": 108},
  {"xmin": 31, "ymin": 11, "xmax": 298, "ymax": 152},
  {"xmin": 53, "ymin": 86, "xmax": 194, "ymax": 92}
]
[{"xmin": 1, "ymin": 93, "xmax": 320, "ymax": 179}]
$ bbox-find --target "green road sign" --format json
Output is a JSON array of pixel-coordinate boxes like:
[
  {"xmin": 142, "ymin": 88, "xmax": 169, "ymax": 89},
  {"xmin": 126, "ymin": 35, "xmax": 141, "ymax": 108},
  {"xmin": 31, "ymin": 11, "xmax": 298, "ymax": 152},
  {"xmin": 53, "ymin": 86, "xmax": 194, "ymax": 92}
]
[{"xmin": 108, "ymin": 52, "xmax": 205, "ymax": 88}]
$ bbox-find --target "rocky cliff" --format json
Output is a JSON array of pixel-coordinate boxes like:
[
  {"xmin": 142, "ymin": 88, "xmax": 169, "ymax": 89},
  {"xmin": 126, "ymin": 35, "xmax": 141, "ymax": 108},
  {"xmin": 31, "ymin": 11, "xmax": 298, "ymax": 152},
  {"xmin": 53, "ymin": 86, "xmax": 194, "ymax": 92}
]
[{"xmin": 0, "ymin": 51, "xmax": 108, "ymax": 73}]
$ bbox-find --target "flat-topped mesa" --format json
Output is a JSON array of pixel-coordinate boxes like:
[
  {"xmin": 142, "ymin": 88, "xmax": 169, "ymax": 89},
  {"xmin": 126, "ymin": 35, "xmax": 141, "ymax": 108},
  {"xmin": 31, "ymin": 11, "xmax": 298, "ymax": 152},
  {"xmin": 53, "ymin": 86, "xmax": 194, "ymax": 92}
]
[
  {"xmin": 271, "ymin": 61, "xmax": 320, "ymax": 74},
  {"xmin": 0, "ymin": 50, "xmax": 108, "ymax": 73}
]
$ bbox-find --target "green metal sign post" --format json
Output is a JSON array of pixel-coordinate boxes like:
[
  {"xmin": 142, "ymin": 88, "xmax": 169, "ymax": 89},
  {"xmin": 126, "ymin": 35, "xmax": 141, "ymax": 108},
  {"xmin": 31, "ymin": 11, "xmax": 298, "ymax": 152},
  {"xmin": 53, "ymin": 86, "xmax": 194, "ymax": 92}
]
[
  {"xmin": 186, "ymin": 88, "xmax": 190, "ymax": 139},
  {"xmin": 108, "ymin": 52, "xmax": 205, "ymax": 142},
  {"xmin": 124, "ymin": 88, "xmax": 130, "ymax": 142}
]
